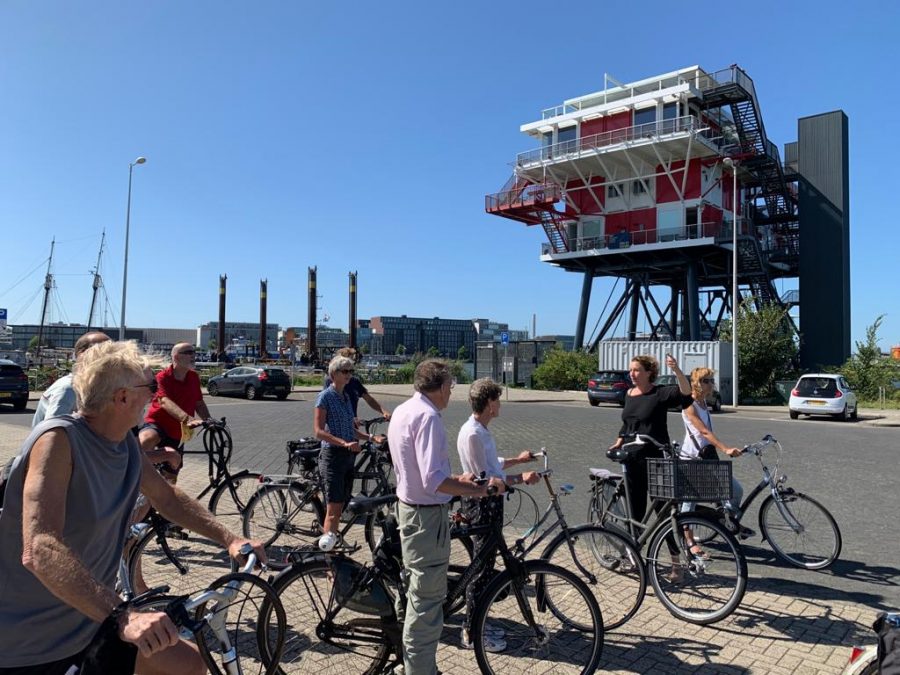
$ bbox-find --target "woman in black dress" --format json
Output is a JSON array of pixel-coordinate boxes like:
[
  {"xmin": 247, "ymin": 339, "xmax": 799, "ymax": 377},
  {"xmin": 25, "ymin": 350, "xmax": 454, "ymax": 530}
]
[{"xmin": 608, "ymin": 354, "xmax": 692, "ymax": 522}]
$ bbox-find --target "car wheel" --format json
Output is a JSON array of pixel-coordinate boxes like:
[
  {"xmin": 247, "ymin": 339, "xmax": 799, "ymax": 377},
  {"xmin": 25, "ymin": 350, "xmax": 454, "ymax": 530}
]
[
  {"xmin": 207, "ymin": 382, "xmax": 219, "ymax": 397},
  {"xmin": 589, "ymin": 398, "xmax": 600, "ymax": 407},
  {"xmin": 851, "ymin": 404, "xmax": 859, "ymax": 420},
  {"xmin": 276, "ymin": 392, "xmax": 289, "ymax": 401},
  {"xmin": 841, "ymin": 404, "xmax": 852, "ymax": 421},
  {"xmin": 712, "ymin": 395, "xmax": 722, "ymax": 413},
  {"xmin": 245, "ymin": 385, "xmax": 257, "ymax": 400},
  {"xmin": 789, "ymin": 410, "xmax": 799, "ymax": 420},
  {"xmin": 13, "ymin": 399, "xmax": 27, "ymax": 411}
]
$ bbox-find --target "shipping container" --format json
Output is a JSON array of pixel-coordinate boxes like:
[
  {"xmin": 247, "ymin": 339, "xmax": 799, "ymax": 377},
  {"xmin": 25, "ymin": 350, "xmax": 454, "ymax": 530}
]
[{"xmin": 598, "ymin": 341, "xmax": 734, "ymax": 405}]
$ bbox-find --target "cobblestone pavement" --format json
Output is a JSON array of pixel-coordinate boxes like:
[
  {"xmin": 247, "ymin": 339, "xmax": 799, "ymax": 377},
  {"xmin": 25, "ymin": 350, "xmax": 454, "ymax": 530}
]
[{"xmin": 1, "ymin": 391, "xmax": 895, "ymax": 673}]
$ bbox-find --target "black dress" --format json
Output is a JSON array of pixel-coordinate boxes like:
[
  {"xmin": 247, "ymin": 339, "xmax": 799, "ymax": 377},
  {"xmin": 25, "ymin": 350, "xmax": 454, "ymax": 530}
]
[{"xmin": 617, "ymin": 385, "xmax": 692, "ymax": 522}]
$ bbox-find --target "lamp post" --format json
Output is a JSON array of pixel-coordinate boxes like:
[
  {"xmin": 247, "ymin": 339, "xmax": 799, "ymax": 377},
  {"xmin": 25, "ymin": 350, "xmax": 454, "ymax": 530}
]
[
  {"xmin": 119, "ymin": 156, "xmax": 146, "ymax": 340},
  {"xmin": 724, "ymin": 157, "xmax": 739, "ymax": 409}
]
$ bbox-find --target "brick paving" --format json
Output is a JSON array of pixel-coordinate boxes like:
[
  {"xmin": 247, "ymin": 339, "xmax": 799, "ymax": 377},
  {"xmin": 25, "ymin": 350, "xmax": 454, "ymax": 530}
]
[{"xmin": 0, "ymin": 400, "xmax": 887, "ymax": 673}]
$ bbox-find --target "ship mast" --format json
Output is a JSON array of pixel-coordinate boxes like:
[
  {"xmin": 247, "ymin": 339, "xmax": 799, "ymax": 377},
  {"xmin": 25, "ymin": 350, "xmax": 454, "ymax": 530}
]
[
  {"xmin": 86, "ymin": 231, "xmax": 106, "ymax": 329},
  {"xmin": 35, "ymin": 238, "xmax": 55, "ymax": 360}
]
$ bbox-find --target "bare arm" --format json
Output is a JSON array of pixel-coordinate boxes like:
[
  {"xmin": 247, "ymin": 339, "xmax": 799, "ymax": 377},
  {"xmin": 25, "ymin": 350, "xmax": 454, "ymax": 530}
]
[
  {"xmin": 683, "ymin": 404, "xmax": 740, "ymax": 456},
  {"xmin": 362, "ymin": 392, "xmax": 391, "ymax": 420},
  {"xmin": 194, "ymin": 399, "xmax": 211, "ymax": 422},
  {"xmin": 159, "ymin": 396, "xmax": 192, "ymax": 425},
  {"xmin": 665, "ymin": 355, "xmax": 691, "ymax": 395},
  {"xmin": 313, "ymin": 406, "xmax": 363, "ymax": 451},
  {"xmin": 437, "ymin": 475, "xmax": 504, "ymax": 497}
]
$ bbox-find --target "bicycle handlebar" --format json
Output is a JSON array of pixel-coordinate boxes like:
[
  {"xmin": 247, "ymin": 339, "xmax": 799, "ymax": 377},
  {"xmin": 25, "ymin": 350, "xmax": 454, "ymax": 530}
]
[
  {"xmin": 202, "ymin": 417, "xmax": 228, "ymax": 429},
  {"xmin": 362, "ymin": 417, "xmax": 386, "ymax": 432}
]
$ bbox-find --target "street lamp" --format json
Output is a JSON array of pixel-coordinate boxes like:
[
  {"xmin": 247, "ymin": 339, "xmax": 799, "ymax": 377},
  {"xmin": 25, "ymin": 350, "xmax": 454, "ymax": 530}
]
[
  {"xmin": 723, "ymin": 157, "xmax": 738, "ymax": 409},
  {"xmin": 119, "ymin": 156, "xmax": 146, "ymax": 340}
]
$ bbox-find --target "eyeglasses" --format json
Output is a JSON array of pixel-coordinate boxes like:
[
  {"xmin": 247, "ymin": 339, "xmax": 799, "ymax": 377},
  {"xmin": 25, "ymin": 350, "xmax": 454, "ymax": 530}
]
[
  {"xmin": 339, "ymin": 369, "xmax": 354, "ymax": 375},
  {"xmin": 134, "ymin": 381, "xmax": 159, "ymax": 394},
  {"xmin": 700, "ymin": 378, "xmax": 715, "ymax": 385}
]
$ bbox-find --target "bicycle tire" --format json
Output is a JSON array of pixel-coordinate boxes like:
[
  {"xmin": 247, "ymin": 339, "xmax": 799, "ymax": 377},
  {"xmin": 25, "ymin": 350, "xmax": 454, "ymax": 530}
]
[
  {"xmin": 471, "ymin": 560, "xmax": 604, "ymax": 675},
  {"xmin": 242, "ymin": 482, "xmax": 325, "ymax": 569},
  {"xmin": 758, "ymin": 491, "xmax": 842, "ymax": 570},
  {"xmin": 261, "ymin": 558, "xmax": 393, "ymax": 675},
  {"xmin": 194, "ymin": 572, "xmax": 287, "ymax": 675},
  {"xmin": 128, "ymin": 523, "xmax": 232, "ymax": 599},
  {"xmin": 542, "ymin": 524, "xmax": 646, "ymax": 631},
  {"xmin": 647, "ymin": 514, "xmax": 747, "ymax": 625},
  {"xmin": 207, "ymin": 470, "xmax": 265, "ymax": 535}
]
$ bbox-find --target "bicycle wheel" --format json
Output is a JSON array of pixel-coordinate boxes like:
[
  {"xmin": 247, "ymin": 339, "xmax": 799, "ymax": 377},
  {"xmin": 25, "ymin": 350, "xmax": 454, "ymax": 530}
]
[
  {"xmin": 542, "ymin": 524, "xmax": 646, "ymax": 631},
  {"xmin": 243, "ymin": 482, "xmax": 325, "ymax": 569},
  {"xmin": 502, "ymin": 487, "xmax": 540, "ymax": 541},
  {"xmin": 471, "ymin": 560, "xmax": 603, "ymax": 675},
  {"xmin": 647, "ymin": 514, "xmax": 747, "ymax": 625},
  {"xmin": 759, "ymin": 491, "xmax": 842, "ymax": 570},
  {"xmin": 128, "ymin": 524, "xmax": 232, "ymax": 599},
  {"xmin": 208, "ymin": 470, "xmax": 265, "ymax": 534},
  {"xmin": 262, "ymin": 558, "xmax": 393, "ymax": 675},
  {"xmin": 194, "ymin": 572, "xmax": 287, "ymax": 675}
]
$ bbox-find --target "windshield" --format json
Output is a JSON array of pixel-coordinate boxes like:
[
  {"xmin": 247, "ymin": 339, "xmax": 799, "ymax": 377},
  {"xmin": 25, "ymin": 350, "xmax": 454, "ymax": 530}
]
[{"xmin": 796, "ymin": 377, "xmax": 838, "ymax": 398}]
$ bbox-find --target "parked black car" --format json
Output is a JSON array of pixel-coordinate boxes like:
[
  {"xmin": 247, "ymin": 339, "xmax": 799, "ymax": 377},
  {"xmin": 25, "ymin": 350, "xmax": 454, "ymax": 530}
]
[
  {"xmin": 206, "ymin": 366, "xmax": 291, "ymax": 400},
  {"xmin": 587, "ymin": 370, "xmax": 631, "ymax": 407},
  {"xmin": 0, "ymin": 359, "xmax": 29, "ymax": 411}
]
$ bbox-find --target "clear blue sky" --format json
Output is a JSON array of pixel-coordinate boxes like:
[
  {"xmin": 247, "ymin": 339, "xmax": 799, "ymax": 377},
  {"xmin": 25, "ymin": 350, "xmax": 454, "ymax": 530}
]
[{"xmin": 1, "ymin": 1, "xmax": 897, "ymax": 350}]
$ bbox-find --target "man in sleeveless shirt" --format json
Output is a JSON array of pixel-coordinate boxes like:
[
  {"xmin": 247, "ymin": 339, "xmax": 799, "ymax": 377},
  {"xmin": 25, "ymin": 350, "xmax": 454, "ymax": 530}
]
[{"xmin": 0, "ymin": 340, "xmax": 264, "ymax": 675}]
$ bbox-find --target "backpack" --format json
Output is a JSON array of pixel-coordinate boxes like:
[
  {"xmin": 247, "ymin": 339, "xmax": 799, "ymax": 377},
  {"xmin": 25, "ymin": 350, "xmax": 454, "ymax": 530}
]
[{"xmin": 875, "ymin": 612, "xmax": 900, "ymax": 675}]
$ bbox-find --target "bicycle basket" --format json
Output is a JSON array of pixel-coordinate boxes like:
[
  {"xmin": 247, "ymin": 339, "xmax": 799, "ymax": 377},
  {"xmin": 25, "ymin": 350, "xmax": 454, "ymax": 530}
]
[
  {"xmin": 329, "ymin": 557, "xmax": 394, "ymax": 617},
  {"xmin": 647, "ymin": 458, "xmax": 732, "ymax": 502},
  {"xmin": 286, "ymin": 438, "xmax": 321, "ymax": 472}
]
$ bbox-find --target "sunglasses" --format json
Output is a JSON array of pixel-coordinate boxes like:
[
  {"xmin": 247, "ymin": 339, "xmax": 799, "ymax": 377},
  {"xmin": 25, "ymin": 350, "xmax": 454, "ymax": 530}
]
[
  {"xmin": 134, "ymin": 381, "xmax": 159, "ymax": 394},
  {"xmin": 339, "ymin": 369, "xmax": 354, "ymax": 375},
  {"xmin": 178, "ymin": 350, "xmax": 196, "ymax": 356},
  {"xmin": 700, "ymin": 378, "xmax": 715, "ymax": 385}
]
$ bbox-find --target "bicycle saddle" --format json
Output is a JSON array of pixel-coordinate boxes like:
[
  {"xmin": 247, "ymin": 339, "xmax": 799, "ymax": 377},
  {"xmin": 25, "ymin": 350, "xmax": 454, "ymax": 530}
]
[{"xmin": 346, "ymin": 492, "xmax": 398, "ymax": 516}]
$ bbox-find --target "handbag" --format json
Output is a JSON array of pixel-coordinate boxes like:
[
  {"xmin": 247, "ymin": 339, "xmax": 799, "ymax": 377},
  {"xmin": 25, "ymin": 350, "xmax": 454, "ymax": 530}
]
[{"xmin": 688, "ymin": 403, "xmax": 718, "ymax": 461}]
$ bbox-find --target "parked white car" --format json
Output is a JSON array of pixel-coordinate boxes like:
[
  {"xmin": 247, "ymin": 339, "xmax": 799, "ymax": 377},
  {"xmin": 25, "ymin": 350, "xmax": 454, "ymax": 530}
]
[{"xmin": 789, "ymin": 374, "xmax": 858, "ymax": 421}]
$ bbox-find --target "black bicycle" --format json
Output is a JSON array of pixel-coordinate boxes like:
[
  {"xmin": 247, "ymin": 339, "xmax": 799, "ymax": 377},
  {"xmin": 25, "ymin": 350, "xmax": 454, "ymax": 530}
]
[{"xmin": 259, "ymin": 488, "xmax": 604, "ymax": 675}]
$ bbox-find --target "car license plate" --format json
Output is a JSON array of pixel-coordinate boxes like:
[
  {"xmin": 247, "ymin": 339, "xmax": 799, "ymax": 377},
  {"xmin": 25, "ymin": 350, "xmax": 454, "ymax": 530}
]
[
  {"xmin": 0, "ymin": 392, "xmax": 11, "ymax": 398},
  {"xmin": 806, "ymin": 400, "xmax": 826, "ymax": 406},
  {"xmin": 599, "ymin": 385, "xmax": 612, "ymax": 391}
]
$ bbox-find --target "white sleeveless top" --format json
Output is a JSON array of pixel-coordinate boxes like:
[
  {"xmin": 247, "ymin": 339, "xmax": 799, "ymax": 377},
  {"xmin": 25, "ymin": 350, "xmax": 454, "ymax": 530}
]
[{"xmin": 680, "ymin": 400, "xmax": 712, "ymax": 459}]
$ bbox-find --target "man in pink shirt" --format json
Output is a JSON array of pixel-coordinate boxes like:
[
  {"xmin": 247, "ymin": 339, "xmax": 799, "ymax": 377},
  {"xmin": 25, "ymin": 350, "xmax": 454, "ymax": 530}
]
[{"xmin": 387, "ymin": 360, "xmax": 504, "ymax": 675}]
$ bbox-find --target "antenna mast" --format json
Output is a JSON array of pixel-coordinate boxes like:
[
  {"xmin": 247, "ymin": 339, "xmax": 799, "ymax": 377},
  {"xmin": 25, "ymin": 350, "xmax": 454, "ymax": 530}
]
[
  {"xmin": 87, "ymin": 230, "xmax": 106, "ymax": 329},
  {"xmin": 36, "ymin": 238, "xmax": 55, "ymax": 360}
]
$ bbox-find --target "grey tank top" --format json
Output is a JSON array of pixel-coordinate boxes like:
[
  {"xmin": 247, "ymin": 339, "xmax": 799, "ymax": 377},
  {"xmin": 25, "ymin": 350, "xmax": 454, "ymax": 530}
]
[{"xmin": 0, "ymin": 415, "xmax": 142, "ymax": 667}]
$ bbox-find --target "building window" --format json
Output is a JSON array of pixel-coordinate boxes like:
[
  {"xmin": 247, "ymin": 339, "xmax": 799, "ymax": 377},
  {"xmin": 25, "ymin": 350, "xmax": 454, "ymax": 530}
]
[
  {"xmin": 557, "ymin": 126, "xmax": 576, "ymax": 150},
  {"xmin": 607, "ymin": 184, "xmax": 620, "ymax": 199},
  {"xmin": 662, "ymin": 101, "xmax": 678, "ymax": 133},
  {"xmin": 632, "ymin": 180, "xmax": 647, "ymax": 195},
  {"xmin": 634, "ymin": 106, "xmax": 656, "ymax": 128}
]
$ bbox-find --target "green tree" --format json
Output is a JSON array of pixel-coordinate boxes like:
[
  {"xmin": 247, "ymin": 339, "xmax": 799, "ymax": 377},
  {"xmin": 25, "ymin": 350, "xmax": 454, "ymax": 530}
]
[
  {"xmin": 719, "ymin": 302, "xmax": 799, "ymax": 400},
  {"xmin": 28, "ymin": 335, "xmax": 40, "ymax": 351},
  {"xmin": 359, "ymin": 343, "xmax": 370, "ymax": 355},
  {"xmin": 457, "ymin": 345, "xmax": 469, "ymax": 361},
  {"xmin": 426, "ymin": 346, "xmax": 440, "ymax": 358},
  {"xmin": 395, "ymin": 343, "xmax": 406, "ymax": 356},
  {"xmin": 838, "ymin": 315, "xmax": 898, "ymax": 399},
  {"xmin": 208, "ymin": 338, "xmax": 217, "ymax": 351},
  {"xmin": 532, "ymin": 347, "xmax": 596, "ymax": 391}
]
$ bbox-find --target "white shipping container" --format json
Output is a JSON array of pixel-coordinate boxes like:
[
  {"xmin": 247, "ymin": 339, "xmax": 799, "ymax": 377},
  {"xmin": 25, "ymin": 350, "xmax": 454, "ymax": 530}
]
[{"xmin": 598, "ymin": 341, "xmax": 734, "ymax": 405}]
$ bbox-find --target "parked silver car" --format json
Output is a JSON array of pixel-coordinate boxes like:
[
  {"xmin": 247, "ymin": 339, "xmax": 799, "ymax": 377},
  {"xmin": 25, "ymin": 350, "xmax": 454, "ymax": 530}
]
[
  {"xmin": 789, "ymin": 374, "xmax": 858, "ymax": 421},
  {"xmin": 206, "ymin": 365, "xmax": 291, "ymax": 400}
]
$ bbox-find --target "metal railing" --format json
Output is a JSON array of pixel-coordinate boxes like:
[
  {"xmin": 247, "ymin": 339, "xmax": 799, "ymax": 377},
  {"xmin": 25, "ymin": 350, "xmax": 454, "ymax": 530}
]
[
  {"xmin": 542, "ymin": 103, "xmax": 582, "ymax": 120},
  {"xmin": 516, "ymin": 115, "xmax": 714, "ymax": 167},
  {"xmin": 485, "ymin": 183, "xmax": 562, "ymax": 212},
  {"xmin": 539, "ymin": 221, "xmax": 739, "ymax": 255}
]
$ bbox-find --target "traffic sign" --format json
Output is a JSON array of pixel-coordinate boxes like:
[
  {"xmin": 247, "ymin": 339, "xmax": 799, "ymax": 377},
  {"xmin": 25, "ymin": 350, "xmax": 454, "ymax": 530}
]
[
  {"xmin": 0, "ymin": 308, "xmax": 6, "ymax": 329},
  {"xmin": 500, "ymin": 331, "xmax": 509, "ymax": 346}
]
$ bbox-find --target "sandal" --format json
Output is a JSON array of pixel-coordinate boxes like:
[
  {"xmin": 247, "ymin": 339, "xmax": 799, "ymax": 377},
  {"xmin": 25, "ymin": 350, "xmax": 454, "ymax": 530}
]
[{"xmin": 689, "ymin": 544, "xmax": 711, "ymax": 560}]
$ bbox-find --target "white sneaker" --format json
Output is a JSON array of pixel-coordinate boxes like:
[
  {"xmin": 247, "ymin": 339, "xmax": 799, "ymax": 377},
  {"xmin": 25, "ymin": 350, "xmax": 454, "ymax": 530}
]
[
  {"xmin": 484, "ymin": 621, "xmax": 506, "ymax": 638},
  {"xmin": 461, "ymin": 627, "xmax": 506, "ymax": 653},
  {"xmin": 318, "ymin": 531, "xmax": 339, "ymax": 551}
]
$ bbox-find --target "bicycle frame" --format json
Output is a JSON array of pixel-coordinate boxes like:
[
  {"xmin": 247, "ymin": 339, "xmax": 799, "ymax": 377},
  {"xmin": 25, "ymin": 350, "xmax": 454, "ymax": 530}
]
[{"xmin": 730, "ymin": 436, "xmax": 806, "ymax": 534}]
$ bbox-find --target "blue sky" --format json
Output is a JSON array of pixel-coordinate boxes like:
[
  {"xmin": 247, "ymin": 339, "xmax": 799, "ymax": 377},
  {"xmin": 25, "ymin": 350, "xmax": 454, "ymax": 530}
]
[{"xmin": 1, "ymin": 1, "xmax": 897, "ymax": 350}]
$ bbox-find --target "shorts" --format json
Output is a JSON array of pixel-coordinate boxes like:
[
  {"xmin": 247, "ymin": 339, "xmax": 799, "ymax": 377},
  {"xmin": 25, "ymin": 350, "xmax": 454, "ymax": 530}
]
[
  {"xmin": 0, "ymin": 647, "xmax": 87, "ymax": 675},
  {"xmin": 318, "ymin": 446, "xmax": 355, "ymax": 504},
  {"xmin": 138, "ymin": 422, "xmax": 184, "ymax": 475}
]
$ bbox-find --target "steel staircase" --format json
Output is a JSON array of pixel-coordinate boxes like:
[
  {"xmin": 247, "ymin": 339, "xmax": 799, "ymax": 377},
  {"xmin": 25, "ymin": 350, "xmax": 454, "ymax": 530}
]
[{"xmin": 485, "ymin": 174, "xmax": 572, "ymax": 252}]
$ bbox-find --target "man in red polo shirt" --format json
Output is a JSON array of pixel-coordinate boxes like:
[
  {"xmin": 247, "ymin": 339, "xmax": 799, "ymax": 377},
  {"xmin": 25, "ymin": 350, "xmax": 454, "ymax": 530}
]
[{"xmin": 139, "ymin": 342, "xmax": 210, "ymax": 477}]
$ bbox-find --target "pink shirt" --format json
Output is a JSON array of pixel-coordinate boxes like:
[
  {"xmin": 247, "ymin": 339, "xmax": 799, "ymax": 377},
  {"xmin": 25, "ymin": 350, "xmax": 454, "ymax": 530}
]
[{"xmin": 387, "ymin": 392, "xmax": 452, "ymax": 505}]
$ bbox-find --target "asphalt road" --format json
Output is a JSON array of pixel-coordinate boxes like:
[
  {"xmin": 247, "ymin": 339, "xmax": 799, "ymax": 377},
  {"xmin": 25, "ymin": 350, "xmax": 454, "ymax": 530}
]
[{"xmin": 4, "ymin": 393, "xmax": 898, "ymax": 613}]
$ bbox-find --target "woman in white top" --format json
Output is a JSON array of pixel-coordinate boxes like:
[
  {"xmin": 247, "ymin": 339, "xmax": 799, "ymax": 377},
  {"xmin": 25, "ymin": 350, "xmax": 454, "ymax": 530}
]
[
  {"xmin": 679, "ymin": 367, "xmax": 747, "ymax": 558},
  {"xmin": 456, "ymin": 378, "xmax": 539, "ymax": 652}
]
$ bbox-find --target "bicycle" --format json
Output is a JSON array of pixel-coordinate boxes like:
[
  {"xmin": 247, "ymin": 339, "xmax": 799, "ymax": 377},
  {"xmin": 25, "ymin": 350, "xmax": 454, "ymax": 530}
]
[
  {"xmin": 696, "ymin": 434, "xmax": 842, "ymax": 570},
  {"xmin": 505, "ymin": 449, "xmax": 646, "ymax": 631},
  {"xmin": 241, "ymin": 418, "xmax": 397, "ymax": 567},
  {"xmin": 588, "ymin": 434, "xmax": 747, "ymax": 625},
  {"xmin": 127, "ymin": 419, "xmax": 267, "ymax": 595},
  {"xmin": 258, "ymin": 488, "xmax": 604, "ymax": 675},
  {"xmin": 117, "ymin": 543, "xmax": 288, "ymax": 675}
]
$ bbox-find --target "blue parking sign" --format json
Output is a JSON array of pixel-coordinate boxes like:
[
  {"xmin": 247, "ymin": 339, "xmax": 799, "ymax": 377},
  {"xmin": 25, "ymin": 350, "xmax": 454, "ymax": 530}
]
[
  {"xmin": 0, "ymin": 308, "xmax": 6, "ymax": 329},
  {"xmin": 500, "ymin": 331, "xmax": 509, "ymax": 346}
]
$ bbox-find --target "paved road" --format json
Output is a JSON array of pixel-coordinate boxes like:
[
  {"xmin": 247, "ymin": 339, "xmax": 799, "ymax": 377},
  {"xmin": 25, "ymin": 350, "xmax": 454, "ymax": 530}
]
[{"xmin": 1, "ymin": 394, "xmax": 897, "ymax": 673}]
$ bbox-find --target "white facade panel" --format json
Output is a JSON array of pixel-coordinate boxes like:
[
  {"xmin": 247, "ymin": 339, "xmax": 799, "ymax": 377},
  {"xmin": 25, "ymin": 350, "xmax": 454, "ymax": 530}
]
[{"xmin": 598, "ymin": 340, "xmax": 734, "ymax": 405}]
